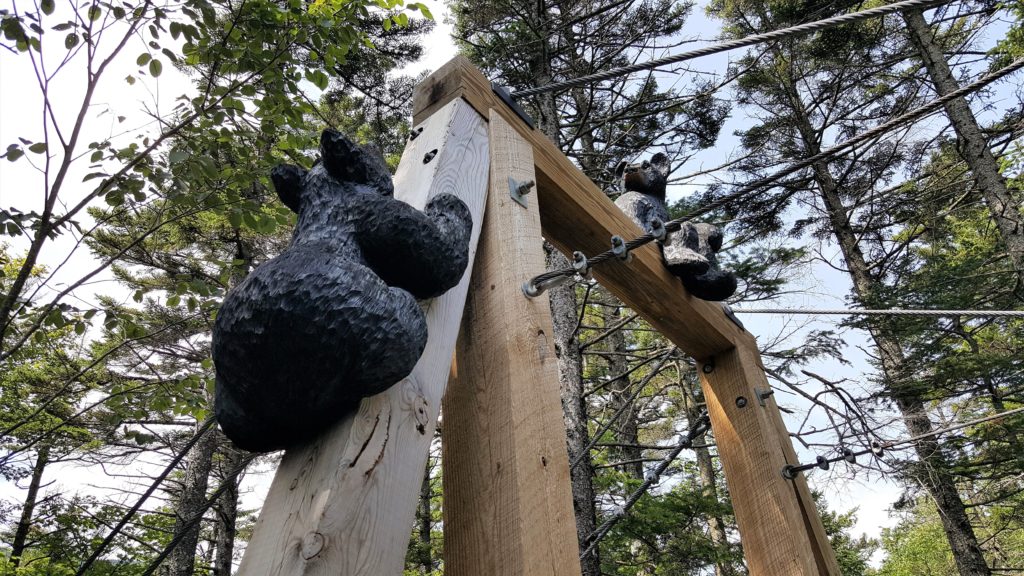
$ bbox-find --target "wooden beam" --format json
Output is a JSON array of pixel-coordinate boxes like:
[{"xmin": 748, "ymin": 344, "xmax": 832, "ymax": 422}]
[
  {"xmin": 236, "ymin": 99, "xmax": 489, "ymax": 576},
  {"xmin": 412, "ymin": 55, "xmax": 747, "ymax": 360},
  {"xmin": 441, "ymin": 111, "xmax": 582, "ymax": 576},
  {"xmin": 698, "ymin": 343, "xmax": 840, "ymax": 576}
]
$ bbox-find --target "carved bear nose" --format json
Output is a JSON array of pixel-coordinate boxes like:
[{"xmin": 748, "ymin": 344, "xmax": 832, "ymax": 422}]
[
  {"xmin": 624, "ymin": 165, "xmax": 639, "ymax": 174},
  {"xmin": 641, "ymin": 161, "xmax": 650, "ymax": 169}
]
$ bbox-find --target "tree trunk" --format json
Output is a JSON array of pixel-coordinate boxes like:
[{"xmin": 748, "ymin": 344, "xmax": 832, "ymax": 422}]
[
  {"xmin": 213, "ymin": 443, "xmax": 245, "ymax": 576},
  {"xmin": 415, "ymin": 462, "xmax": 433, "ymax": 574},
  {"xmin": 681, "ymin": 373, "xmax": 736, "ymax": 576},
  {"xmin": 902, "ymin": 8, "xmax": 1024, "ymax": 278},
  {"xmin": 10, "ymin": 444, "xmax": 50, "ymax": 568},
  {"xmin": 601, "ymin": 300, "xmax": 643, "ymax": 480},
  {"xmin": 547, "ymin": 247, "xmax": 602, "ymax": 576},
  {"xmin": 163, "ymin": 421, "xmax": 218, "ymax": 576},
  {"xmin": 781, "ymin": 72, "xmax": 992, "ymax": 576}
]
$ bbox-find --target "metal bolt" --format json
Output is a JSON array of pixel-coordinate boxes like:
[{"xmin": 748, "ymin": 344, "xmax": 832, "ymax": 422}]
[
  {"xmin": 702, "ymin": 362, "xmax": 714, "ymax": 374},
  {"xmin": 755, "ymin": 386, "xmax": 774, "ymax": 406},
  {"xmin": 735, "ymin": 396, "xmax": 748, "ymax": 408},
  {"xmin": 517, "ymin": 179, "xmax": 535, "ymax": 196},
  {"xmin": 423, "ymin": 149, "xmax": 437, "ymax": 164},
  {"xmin": 409, "ymin": 126, "xmax": 424, "ymax": 140},
  {"xmin": 870, "ymin": 440, "xmax": 885, "ymax": 457}
]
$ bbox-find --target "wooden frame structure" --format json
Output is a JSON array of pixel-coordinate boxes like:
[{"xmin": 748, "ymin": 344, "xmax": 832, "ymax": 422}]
[{"xmin": 236, "ymin": 56, "xmax": 840, "ymax": 576}]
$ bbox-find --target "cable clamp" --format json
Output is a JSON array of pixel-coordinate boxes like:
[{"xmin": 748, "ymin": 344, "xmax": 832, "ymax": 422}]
[
  {"xmin": 572, "ymin": 251, "xmax": 590, "ymax": 277},
  {"xmin": 870, "ymin": 440, "xmax": 885, "ymax": 458},
  {"xmin": 650, "ymin": 218, "xmax": 668, "ymax": 242},
  {"xmin": 611, "ymin": 235, "xmax": 632, "ymax": 262}
]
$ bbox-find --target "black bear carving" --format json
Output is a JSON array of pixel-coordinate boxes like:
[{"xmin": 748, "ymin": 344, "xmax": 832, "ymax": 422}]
[
  {"xmin": 212, "ymin": 130, "xmax": 473, "ymax": 452},
  {"xmin": 614, "ymin": 154, "xmax": 737, "ymax": 301}
]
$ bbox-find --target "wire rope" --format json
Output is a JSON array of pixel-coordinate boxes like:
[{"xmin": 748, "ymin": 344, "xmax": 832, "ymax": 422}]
[{"xmin": 514, "ymin": 0, "xmax": 950, "ymax": 98}]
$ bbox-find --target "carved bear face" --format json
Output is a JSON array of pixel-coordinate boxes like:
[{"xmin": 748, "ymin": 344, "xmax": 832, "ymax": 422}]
[
  {"xmin": 271, "ymin": 130, "xmax": 395, "ymax": 215},
  {"xmin": 615, "ymin": 152, "xmax": 670, "ymax": 202}
]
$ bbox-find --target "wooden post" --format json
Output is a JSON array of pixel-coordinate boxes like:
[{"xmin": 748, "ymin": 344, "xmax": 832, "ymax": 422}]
[
  {"xmin": 412, "ymin": 56, "xmax": 841, "ymax": 576},
  {"xmin": 699, "ymin": 343, "xmax": 841, "ymax": 575},
  {"xmin": 441, "ymin": 111, "xmax": 582, "ymax": 575},
  {"xmin": 236, "ymin": 98, "xmax": 489, "ymax": 576}
]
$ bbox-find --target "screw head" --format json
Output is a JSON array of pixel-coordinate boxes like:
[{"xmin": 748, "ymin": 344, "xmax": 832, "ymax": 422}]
[
  {"xmin": 702, "ymin": 363, "xmax": 714, "ymax": 374},
  {"xmin": 735, "ymin": 396, "xmax": 748, "ymax": 408}
]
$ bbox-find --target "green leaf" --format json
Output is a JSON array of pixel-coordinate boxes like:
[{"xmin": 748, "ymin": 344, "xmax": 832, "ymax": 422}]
[
  {"xmin": 4, "ymin": 145, "xmax": 24, "ymax": 162},
  {"xmin": 149, "ymin": 58, "xmax": 162, "ymax": 77},
  {"xmin": 133, "ymin": 290, "xmax": 144, "ymax": 303},
  {"xmin": 74, "ymin": 321, "xmax": 86, "ymax": 335},
  {"xmin": 415, "ymin": 3, "xmax": 433, "ymax": 20},
  {"xmin": 136, "ymin": 52, "xmax": 152, "ymax": 66},
  {"xmin": 90, "ymin": 150, "xmax": 103, "ymax": 162},
  {"xmin": 167, "ymin": 294, "xmax": 180, "ymax": 307},
  {"xmin": 41, "ymin": 0, "xmax": 55, "ymax": 15},
  {"xmin": 382, "ymin": 16, "xmax": 391, "ymax": 31},
  {"xmin": 307, "ymin": 69, "xmax": 329, "ymax": 90},
  {"xmin": 28, "ymin": 142, "xmax": 47, "ymax": 154},
  {"xmin": 87, "ymin": 5, "xmax": 101, "ymax": 21},
  {"xmin": 168, "ymin": 148, "xmax": 188, "ymax": 164}
]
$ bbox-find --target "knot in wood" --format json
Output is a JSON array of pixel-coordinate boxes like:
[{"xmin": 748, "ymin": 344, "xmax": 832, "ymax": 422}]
[{"xmin": 301, "ymin": 531, "xmax": 325, "ymax": 560}]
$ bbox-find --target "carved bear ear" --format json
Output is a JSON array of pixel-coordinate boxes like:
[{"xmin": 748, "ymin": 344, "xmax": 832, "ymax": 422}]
[
  {"xmin": 614, "ymin": 160, "xmax": 628, "ymax": 180},
  {"xmin": 320, "ymin": 129, "xmax": 394, "ymax": 195},
  {"xmin": 271, "ymin": 164, "xmax": 307, "ymax": 213},
  {"xmin": 649, "ymin": 153, "xmax": 670, "ymax": 177}
]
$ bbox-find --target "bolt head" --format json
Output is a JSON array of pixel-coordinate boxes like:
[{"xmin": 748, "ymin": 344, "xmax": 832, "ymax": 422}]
[
  {"xmin": 735, "ymin": 396, "xmax": 748, "ymax": 408},
  {"xmin": 702, "ymin": 363, "xmax": 714, "ymax": 374}
]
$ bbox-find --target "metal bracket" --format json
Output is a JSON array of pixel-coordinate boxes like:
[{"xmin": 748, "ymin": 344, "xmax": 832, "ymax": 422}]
[
  {"xmin": 492, "ymin": 83, "xmax": 535, "ymax": 129},
  {"xmin": 722, "ymin": 304, "xmax": 745, "ymax": 330},
  {"xmin": 508, "ymin": 177, "xmax": 534, "ymax": 208}
]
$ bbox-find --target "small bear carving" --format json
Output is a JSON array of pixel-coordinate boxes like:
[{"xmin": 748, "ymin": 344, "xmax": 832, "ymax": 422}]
[
  {"xmin": 212, "ymin": 130, "xmax": 473, "ymax": 452},
  {"xmin": 614, "ymin": 154, "xmax": 737, "ymax": 301}
]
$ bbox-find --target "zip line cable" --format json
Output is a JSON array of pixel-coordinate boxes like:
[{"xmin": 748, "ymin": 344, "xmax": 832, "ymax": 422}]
[
  {"xmin": 734, "ymin": 308, "xmax": 1024, "ymax": 318},
  {"xmin": 524, "ymin": 57, "xmax": 1024, "ymax": 296},
  {"xmin": 782, "ymin": 406, "xmax": 1024, "ymax": 479},
  {"xmin": 579, "ymin": 413, "xmax": 711, "ymax": 560},
  {"xmin": 514, "ymin": 0, "xmax": 950, "ymax": 98}
]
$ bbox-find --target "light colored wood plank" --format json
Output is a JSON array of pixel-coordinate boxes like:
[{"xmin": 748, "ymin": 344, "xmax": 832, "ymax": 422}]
[
  {"xmin": 698, "ymin": 341, "xmax": 839, "ymax": 576},
  {"xmin": 441, "ymin": 110, "xmax": 582, "ymax": 576},
  {"xmin": 413, "ymin": 55, "xmax": 747, "ymax": 359},
  {"xmin": 236, "ymin": 98, "xmax": 489, "ymax": 576}
]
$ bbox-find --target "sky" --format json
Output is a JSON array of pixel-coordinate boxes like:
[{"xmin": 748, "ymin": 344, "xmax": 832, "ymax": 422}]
[{"xmin": 1, "ymin": 0, "xmax": 1017, "ymax": 568}]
